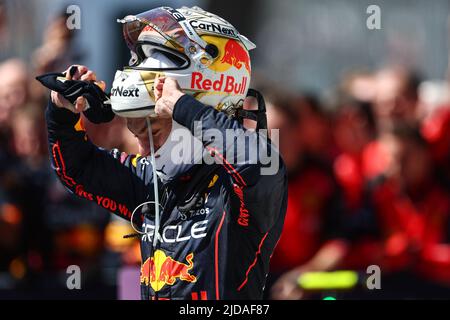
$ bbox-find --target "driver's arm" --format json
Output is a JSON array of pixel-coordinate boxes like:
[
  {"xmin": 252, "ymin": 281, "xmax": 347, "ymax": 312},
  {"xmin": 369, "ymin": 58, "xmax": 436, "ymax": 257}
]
[{"xmin": 45, "ymin": 66, "xmax": 153, "ymax": 220}]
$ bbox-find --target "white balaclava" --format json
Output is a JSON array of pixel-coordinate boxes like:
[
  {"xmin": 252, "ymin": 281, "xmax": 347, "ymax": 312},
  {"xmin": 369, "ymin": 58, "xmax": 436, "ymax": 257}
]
[{"xmin": 153, "ymin": 119, "xmax": 204, "ymax": 183}]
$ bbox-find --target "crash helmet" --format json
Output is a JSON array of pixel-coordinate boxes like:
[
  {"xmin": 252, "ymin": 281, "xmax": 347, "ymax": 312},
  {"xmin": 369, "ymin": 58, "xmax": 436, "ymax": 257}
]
[{"xmin": 110, "ymin": 6, "xmax": 256, "ymax": 118}]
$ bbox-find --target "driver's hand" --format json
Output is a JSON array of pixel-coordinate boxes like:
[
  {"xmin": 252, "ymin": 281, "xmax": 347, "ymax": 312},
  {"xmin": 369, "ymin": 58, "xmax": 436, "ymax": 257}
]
[
  {"xmin": 154, "ymin": 77, "xmax": 185, "ymax": 118},
  {"xmin": 51, "ymin": 65, "xmax": 106, "ymax": 113}
]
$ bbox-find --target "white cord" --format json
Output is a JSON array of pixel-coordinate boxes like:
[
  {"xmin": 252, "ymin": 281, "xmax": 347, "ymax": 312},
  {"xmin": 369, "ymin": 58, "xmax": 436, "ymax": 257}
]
[{"xmin": 146, "ymin": 118, "xmax": 161, "ymax": 248}]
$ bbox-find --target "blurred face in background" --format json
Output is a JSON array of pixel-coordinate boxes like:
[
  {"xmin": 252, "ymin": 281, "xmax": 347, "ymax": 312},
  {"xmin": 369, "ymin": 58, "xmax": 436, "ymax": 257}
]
[
  {"xmin": 10, "ymin": 109, "xmax": 45, "ymax": 160},
  {"xmin": 375, "ymin": 67, "xmax": 420, "ymax": 129},
  {"xmin": 32, "ymin": 14, "xmax": 75, "ymax": 74},
  {"xmin": 333, "ymin": 104, "xmax": 375, "ymax": 155},
  {"xmin": 0, "ymin": 59, "xmax": 28, "ymax": 126},
  {"xmin": 266, "ymin": 101, "xmax": 301, "ymax": 173},
  {"xmin": 343, "ymin": 72, "xmax": 377, "ymax": 103},
  {"xmin": 395, "ymin": 135, "xmax": 432, "ymax": 193},
  {"xmin": 296, "ymin": 98, "xmax": 330, "ymax": 157}
]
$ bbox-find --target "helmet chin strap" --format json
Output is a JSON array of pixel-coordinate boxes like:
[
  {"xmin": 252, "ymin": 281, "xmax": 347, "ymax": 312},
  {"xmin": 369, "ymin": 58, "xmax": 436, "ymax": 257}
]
[
  {"xmin": 236, "ymin": 89, "xmax": 268, "ymax": 130},
  {"xmin": 146, "ymin": 118, "xmax": 161, "ymax": 247}
]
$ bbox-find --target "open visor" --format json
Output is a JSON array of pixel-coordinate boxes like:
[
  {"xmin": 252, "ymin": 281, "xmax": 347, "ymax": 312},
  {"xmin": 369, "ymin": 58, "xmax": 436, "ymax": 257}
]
[{"xmin": 118, "ymin": 7, "xmax": 208, "ymax": 57}]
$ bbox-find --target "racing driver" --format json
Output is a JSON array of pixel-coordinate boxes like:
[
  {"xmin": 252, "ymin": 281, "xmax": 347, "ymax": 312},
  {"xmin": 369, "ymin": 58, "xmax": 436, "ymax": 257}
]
[{"xmin": 43, "ymin": 6, "xmax": 287, "ymax": 300}]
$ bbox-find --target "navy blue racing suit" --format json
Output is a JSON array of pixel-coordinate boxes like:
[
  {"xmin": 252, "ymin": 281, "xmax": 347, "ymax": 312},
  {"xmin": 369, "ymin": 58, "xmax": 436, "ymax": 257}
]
[{"xmin": 46, "ymin": 94, "xmax": 287, "ymax": 300}]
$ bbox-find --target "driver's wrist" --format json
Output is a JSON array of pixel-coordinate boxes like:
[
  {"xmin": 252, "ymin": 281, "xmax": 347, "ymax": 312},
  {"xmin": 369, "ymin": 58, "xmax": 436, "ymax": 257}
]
[
  {"xmin": 51, "ymin": 91, "xmax": 63, "ymax": 108},
  {"xmin": 170, "ymin": 91, "xmax": 185, "ymax": 106}
]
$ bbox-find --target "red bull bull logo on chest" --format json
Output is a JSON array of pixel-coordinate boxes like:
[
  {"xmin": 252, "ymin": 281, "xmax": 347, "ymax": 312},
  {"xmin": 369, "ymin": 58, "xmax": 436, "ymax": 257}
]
[{"xmin": 140, "ymin": 250, "xmax": 197, "ymax": 292}]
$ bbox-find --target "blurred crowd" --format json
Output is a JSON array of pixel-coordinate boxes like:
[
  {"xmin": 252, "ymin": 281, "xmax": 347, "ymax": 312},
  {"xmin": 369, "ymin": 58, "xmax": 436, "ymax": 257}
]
[
  {"xmin": 263, "ymin": 66, "xmax": 450, "ymax": 299},
  {"xmin": 0, "ymin": 11, "xmax": 140, "ymax": 298},
  {"xmin": 1, "ymin": 7, "xmax": 450, "ymax": 299}
]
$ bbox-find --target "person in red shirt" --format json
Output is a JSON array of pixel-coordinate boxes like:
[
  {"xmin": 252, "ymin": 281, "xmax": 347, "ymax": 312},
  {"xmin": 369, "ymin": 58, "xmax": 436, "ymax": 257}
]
[
  {"xmin": 266, "ymin": 93, "xmax": 347, "ymax": 299},
  {"xmin": 272, "ymin": 114, "xmax": 450, "ymax": 299}
]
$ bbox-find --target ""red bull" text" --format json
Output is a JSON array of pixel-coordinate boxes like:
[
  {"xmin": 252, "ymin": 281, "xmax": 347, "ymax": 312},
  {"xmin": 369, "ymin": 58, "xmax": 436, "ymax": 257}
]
[{"xmin": 191, "ymin": 72, "xmax": 247, "ymax": 95}]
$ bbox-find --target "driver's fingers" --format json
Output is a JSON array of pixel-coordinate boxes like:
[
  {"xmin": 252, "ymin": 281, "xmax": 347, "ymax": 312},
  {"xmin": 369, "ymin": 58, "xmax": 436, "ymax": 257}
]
[
  {"xmin": 81, "ymin": 70, "xmax": 97, "ymax": 82},
  {"xmin": 155, "ymin": 77, "xmax": 165, "ymax": 90},
  {"xmin": 75, "ymin": 96, "xmax": 87, "ymax": 113},
  {"xmin": 164, "ymin": 77, "xmax": 180, "ymax": 89},
  {"xmin": 154, "ymin": 78, "xmax": 165, "ymax": 101},
  {"xmin": 65, "ymin": 65, "xmax": 88, "ymax": 80},
  {"xmin": 95, "ymin": 80, "xmax": 106, "ymax": 91}
]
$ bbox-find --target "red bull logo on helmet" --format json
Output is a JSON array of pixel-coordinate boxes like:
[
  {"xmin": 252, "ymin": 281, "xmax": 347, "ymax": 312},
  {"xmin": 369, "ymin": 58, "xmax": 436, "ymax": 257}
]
[
  {"xmin": 220, "ymin": 39, "xmax": 251, "ymax": 73},
  {"xmin": 204, "ymin": 37, "xmax": 251, "ymax": 74},
  {"xmin": 140, "ymin": 250, "xmax": 197, "ymax": 292}
]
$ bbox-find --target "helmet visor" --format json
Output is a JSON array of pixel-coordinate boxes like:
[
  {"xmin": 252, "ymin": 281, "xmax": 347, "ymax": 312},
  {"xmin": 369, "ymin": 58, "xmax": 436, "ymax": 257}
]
[{"xmin": 119, "ymin": 7, "xmax": 194, "ymax": 55}]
